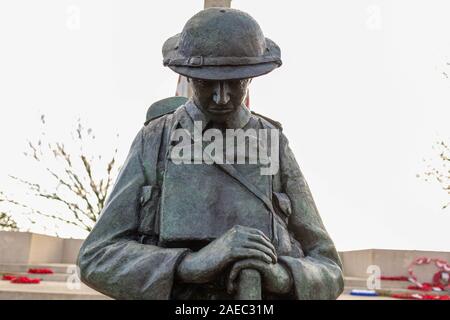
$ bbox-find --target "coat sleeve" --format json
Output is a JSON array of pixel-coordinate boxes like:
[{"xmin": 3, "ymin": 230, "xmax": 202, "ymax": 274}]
[
  {"xmin": 77, "ymin": 127, "xmax": 190, "ymax": 300},
  {"xmin": 277, "ymin": 132, "xmax": 344, "ymax": 300}
]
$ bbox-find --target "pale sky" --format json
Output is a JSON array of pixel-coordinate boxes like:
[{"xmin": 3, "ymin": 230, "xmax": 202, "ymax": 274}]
[{"xmin": 0, "ymin": 0, "xmax": 449, "ymax": 251}]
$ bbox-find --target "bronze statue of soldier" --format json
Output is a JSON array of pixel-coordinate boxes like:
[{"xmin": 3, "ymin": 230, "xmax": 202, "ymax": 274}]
[{"xmin": 77, "ymin": 7, "xmax": 344, "ymax": 300}]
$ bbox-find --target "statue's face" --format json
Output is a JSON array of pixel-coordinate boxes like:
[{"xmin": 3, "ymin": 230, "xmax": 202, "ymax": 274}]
[{"xmin": 189, "ymin": 78, "xmax": 251, "ymax": 120}]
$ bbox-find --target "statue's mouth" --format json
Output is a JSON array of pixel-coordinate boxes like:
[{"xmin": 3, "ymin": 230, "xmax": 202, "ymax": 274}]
[{"xmin": 207, "ymin": 107, "xmax": 234, "ymax": 115}]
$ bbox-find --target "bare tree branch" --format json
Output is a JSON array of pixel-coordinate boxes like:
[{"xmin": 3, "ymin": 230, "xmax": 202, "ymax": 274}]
[
  {"xmin": 0, "ymin": 116, "xmax": 120, "ymax": 234},
  {"xmin": 0, "ymin": 212, "xmax": 18, "ymax": 231},
  {"xmin": 419, "ymin": 140, "xmax": 450, "ymax": 210}
]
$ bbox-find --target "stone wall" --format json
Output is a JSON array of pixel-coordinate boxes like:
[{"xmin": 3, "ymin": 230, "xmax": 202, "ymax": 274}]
[
  {"xmin": 339, "ymin": 249, "xmax": 450, "ymax": 282},
  {"xmin": 0, "ymin": 231, "xmax": 83, "ymax": 264},
  {"xmin": 62, "ymin": 238, "xmax": 84, "ymax": 264},
  {"xmin": 0, "ymin": 231, "xmax": 32, "ymax": 264}
]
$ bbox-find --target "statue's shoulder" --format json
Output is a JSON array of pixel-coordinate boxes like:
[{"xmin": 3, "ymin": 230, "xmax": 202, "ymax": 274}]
[
  {"xmin": 144, "ymin": 96, "xmax": 189, "ymax": 126},
  {"xmin": 142, "ymin": 96, "xmax": 188, "ymax": 144},
  {"xmin": 250, "ymin": 110, "xmax": 283, "ymax": 131}
]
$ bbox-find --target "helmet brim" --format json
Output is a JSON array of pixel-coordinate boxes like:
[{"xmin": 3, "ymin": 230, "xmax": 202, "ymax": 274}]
[
  {"xmin": 162, "ymin": 33, "xmax": 282, "ymax": 80},
  {"xmin": 167, "ymin": 62, "xmax": 280, "ymax": 81}
]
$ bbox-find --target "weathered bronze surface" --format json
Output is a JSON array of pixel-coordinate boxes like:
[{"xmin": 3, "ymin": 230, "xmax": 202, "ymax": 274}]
[
  {"xmin": 162, "ymin": 8, "xmax": 281, "ymax": 80},
  {"xmin": 77, "ymin": 7, "xmax": 344, "ymax": 300}
]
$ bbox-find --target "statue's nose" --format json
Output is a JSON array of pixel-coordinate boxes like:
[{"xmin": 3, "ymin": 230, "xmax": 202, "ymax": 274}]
[{"xmin": 213, "ymin": 81, "xmax": 231, "ymax": 105}]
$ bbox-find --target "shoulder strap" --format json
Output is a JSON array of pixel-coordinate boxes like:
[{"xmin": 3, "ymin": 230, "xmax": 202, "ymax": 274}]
[
  {"xmin": 211, "ymin": 161, "xmax": 278, "ymax": 244},
  {"xmin": 215, "ymin": 163, "xmax": 275, "ymax": 214},
  {"xmin": 141, "ymin": 118, "xmax": 166, "ymax": 186},
  {"xmin": 156, "ymin": 112, "xmax": 179, "ymax": 187},
  {"xmin": 251, "ymin": 116, "xmax": 283, "ymax": 193},
  {"xmin": 142, "ymin": 100, "xmax": 187, "ymax": 185}
]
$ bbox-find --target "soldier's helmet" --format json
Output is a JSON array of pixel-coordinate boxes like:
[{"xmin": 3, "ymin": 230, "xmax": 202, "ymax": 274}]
[{"xmin": 162, "ymin": 7, "xmax": 282, "ymax": 81}]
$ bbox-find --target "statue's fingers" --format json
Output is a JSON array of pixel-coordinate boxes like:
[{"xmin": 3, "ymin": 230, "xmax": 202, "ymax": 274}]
[
  {"xmin": 248, "ymin": 234, "xmax": 277, "ymax": 257},
  {"xmin": 243, "ymin": 242, "xmax": 277, "ymax": 263},
  {"xmin": 226, "ymin": 265, "xmax": 239, "ymax": 294},
  {"xmin": 232, "ymin": 248, "xmax": 272, "ymax": 264},
  {"xmin": 227, "ymin": 262, "xmax": 245, "ymax": 293},
  {"xmin": 244, "ymin": 227, "xmax": 271, "ymax": 243}
]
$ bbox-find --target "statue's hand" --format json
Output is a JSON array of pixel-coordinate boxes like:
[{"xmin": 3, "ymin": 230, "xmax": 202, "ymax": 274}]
[
  {"xmin": 176, "ymin": 225, "xmax": 277, "ymax": 284},
  {"xmin": 226, "ymin": 259, "xmax": 293, "ymax": 295}
]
